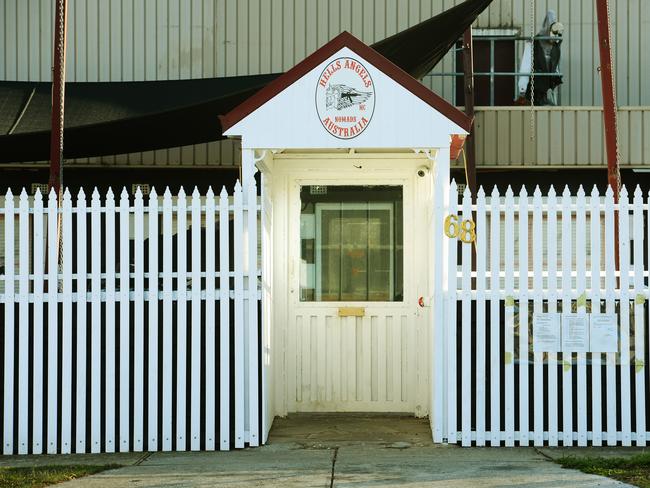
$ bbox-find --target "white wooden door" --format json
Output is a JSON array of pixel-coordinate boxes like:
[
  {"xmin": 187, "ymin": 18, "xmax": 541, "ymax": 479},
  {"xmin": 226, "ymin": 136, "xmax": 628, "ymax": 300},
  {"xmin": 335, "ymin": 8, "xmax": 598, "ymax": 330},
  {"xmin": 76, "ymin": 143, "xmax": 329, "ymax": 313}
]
[{"xmin": 284, "ymin": 171, "xmax": 426, "ymax": 413}]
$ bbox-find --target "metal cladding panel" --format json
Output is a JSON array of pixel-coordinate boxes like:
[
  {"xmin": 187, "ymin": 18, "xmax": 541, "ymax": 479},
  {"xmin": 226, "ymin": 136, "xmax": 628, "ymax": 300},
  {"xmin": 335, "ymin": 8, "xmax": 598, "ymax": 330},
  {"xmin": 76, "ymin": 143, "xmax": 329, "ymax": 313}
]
[
  {"xmin": 1, "ymin": 0, "xmax": 646, "ymax": 106},
  {"xmin": 1, "ymin": 0, "xmax": 648, "ymax": 167},
  {"xmin": 465, "ymin": 107, "xmax": 650, "ymax": 168}
]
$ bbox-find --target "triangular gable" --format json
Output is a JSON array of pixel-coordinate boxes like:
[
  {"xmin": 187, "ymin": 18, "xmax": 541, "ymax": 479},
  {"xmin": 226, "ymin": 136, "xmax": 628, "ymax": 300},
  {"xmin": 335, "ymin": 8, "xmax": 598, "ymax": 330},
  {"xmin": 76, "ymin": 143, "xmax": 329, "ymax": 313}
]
[{"xmin": 220, "ymin": 31, "xmax": 471, "ymax": 149}]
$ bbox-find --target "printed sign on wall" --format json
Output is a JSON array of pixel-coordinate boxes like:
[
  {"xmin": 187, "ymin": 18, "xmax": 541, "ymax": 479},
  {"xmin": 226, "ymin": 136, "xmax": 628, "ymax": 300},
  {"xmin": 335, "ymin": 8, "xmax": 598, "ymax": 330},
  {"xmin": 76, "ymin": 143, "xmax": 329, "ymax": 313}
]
[
  {"xmin": 316, "ymin": 57, "xmax": 375, "ymax": 139},
  {"xmin": 561, "ymin": 314, "xmax": 589, "ymax": 353},
  {"xmin": 590, "ymin": 313, "xmax": 619, "ymax": 353},
  {"xmin": 533, "ymin": 313, "xmax": 561, "ymax": 352}
]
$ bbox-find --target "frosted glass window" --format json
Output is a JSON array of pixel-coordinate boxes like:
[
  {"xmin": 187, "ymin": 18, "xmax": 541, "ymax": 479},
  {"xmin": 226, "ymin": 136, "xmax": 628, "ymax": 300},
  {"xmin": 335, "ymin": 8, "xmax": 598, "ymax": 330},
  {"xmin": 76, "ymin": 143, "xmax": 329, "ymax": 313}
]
[{"xmin": 299, "ymin": 185, "xmax": 403, "ymax": 302}]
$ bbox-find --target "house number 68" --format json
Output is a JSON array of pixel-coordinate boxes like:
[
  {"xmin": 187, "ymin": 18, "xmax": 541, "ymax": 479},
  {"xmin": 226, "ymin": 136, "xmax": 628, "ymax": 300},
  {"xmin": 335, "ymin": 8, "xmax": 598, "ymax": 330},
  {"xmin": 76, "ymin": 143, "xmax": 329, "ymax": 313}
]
[{"xmin": 444, "ymin": 214, "xmax": 476, "ymax": 243}]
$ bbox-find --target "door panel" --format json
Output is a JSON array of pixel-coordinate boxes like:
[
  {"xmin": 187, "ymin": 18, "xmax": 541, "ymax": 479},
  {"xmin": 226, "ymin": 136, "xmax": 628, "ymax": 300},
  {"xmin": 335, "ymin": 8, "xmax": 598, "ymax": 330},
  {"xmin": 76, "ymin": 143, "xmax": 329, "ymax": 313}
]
[
  {"xmin": 287, "ymin": 179, "xmax": 417, "ymax": 412},
  {"xmin": 289, "ymin": 310, "xmax": 415, "ymax": 411}
]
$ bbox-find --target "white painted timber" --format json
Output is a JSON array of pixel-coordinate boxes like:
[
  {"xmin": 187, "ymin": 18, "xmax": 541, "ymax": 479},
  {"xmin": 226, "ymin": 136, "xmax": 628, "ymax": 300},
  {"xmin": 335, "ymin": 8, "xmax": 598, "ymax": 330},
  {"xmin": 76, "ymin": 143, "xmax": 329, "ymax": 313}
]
[
  {"xmin": 75, "ymin": 189, "xmax": 87, "ymax": 453},
  {"xmin": 224, "ymin": 46, "xmax": 466, "ymax": 149},
  {"xmin": 0, "ymin": 185, "xmax": 261, "ymax": 454}
]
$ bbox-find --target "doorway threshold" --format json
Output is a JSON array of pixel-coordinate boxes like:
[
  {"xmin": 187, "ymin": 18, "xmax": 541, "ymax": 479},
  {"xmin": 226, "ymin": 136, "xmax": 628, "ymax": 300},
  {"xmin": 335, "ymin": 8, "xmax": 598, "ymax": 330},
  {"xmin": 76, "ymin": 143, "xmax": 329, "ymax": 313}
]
[{"xmin": 268, "ymin": 413, "xmax": 433, "ymax": 448}]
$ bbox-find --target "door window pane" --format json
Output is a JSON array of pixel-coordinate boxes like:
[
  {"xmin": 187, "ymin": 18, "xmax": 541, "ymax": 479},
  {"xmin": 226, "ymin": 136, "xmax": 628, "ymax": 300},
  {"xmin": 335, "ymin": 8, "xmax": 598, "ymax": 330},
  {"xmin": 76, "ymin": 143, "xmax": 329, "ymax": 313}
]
[{"xmin": 299, "ymin": 185, "xmax": 403, "ymax": 302}]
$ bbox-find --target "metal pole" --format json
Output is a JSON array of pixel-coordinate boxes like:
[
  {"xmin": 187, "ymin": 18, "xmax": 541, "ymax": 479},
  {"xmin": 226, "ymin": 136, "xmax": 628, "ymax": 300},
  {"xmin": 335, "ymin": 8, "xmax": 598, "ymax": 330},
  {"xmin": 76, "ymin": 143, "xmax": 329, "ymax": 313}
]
[
  {"xmin": 49, "ymin": 0, "xmax": 68, "ymax": 195},
  {"xmin": 462, "ymin": 27, "xmax": 478, "ymax": 274},
  {"xmin": 595, "ymin": 0, "xmax": 620, "ymax": 272},
  {"xmin": 595, "ymin": 0, "xmax": 620, "ymax": 201},
  {"xmin": 462, "ymin": 27, "xmax": 477, "ymax": 201}
]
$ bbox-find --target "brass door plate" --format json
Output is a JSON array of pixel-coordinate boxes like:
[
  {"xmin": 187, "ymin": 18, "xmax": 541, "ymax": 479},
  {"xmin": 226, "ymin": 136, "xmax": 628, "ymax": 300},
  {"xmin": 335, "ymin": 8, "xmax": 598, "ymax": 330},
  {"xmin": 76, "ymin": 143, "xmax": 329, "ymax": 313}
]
[{"xmin": 338, "ymin": 307, "xmax": 365, "ymax": 317}]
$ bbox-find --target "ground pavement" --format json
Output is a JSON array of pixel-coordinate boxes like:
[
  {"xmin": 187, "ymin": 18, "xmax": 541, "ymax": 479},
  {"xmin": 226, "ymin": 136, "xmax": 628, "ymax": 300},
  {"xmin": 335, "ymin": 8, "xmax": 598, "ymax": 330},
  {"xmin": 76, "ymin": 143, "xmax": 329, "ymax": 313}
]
[{"xmin": 2, "ymin": 414, "xmax": 644, "ymax": 487}]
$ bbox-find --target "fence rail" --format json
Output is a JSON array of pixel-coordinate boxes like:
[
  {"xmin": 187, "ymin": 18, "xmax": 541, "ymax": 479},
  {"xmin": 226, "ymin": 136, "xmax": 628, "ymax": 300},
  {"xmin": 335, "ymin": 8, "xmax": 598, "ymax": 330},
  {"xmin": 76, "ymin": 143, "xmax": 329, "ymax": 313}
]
[
  {"xmin": 435, "ymin": 182, "xmax": 649, "ymax": 447},
  {"xmin": 0, "ymin": 183, "xmax": 261, "ymax": 454}
]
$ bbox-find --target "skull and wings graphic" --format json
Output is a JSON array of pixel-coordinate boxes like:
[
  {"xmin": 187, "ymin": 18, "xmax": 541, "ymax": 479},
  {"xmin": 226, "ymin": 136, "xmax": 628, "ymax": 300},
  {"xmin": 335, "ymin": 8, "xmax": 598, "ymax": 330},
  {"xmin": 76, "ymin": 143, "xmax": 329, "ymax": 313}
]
[{"xmin": 325, "ymin": 84, "xmax": 373, "ymax": 110}]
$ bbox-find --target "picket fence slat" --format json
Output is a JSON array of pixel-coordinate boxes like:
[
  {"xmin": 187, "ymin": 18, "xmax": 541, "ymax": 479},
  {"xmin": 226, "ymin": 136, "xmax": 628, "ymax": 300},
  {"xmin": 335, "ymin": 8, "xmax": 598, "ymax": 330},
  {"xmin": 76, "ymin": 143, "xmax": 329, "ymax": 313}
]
[
  {"xmin": 162, "ymin": 189, "xmax": 173, "ymax": 451},
  {"xmin": 475, "ymin": 188, "xmax": 487, "ymax": 447},
  {"xmin": 90, "ymin": 190, "xmax": 102, "ymax": 453},
  {"xmin": 4, "ymin": 190, "xmax": 14, "ymax": 456},
  {"xmin": 47, "ymin": 190, "xmax": 58, "ymax": 454},
  {"xmin": 32, "ymin": 191, "xmax": 44, "ymax": 455},
  {"xmin": 18, "ymin": 191, "xmax": 29, "ymax": 455},
  {"xmin": 120, "ymin": 189, "xmax": 131, "ymax": 452},
  {"xmin": 504, "ymin": 188, "xmax": 515, "ymax": 447},
  {"xmin": 176, "ymin": 188, "xmax": 188, "ymax": 451},
  {"xmin": 633, "ymin": 185, "xmax": 646, "ymax": 446},
  {"xmin": 191, "ymin": 188, "xmax": 202, "ymax": 451},
  {"xmin": 219, "ymin": 187, "xmax": 231, "ymax": 451},
  {"xmin": 576, "ymin": 187, "xmax": 587, "ymax": 447},
  {"xmin": 234, "ymin": 181, "xmax": 245, "ymax": 448},
  {"xmin": 547, "ymin": 187, "xmax": 559, "ymax": 447},
  {"xmin": 104, "ymin": 189, "xmax": 117, "ymax": 452},
  {"xmin": 147, "ymin": 189, "xmax": 160, "ymax": 452},
  {"xmin": 460, "ymin": 187, "xmax": 472, "ymax": 447},
  {"xmin": 561, "ymin": 187, "xmax": 573, "ymax": 446},
  {"xmin": 532, "ymin": 187, "xmax": 544, "ymax": 446},
  {"xmin": 205, "ymin": 188, "xmax": 216, "ymax": 451},
  {"xmin": 619, "ymin": 188, "xmax": 632, "ymax": 446},
  {"xmin": 133, "ymin": 189, "xmax": 145, "ymax": 452},
  {"xmin": 590, "ymin": 186, "xmax": 603, "ymax": 446},
  {"xmin": 60, "ymin": 190, "xmax": 73, "ymax": 454},
  {"xmin": 489, "ymin": 185, "xmax": 500, "ymax": 446},
  {"xmin": 76, "ymin": 189, "xmax": 87, "ymax": 453},
  {"xmin": 518, "ymin": 187, "xmax": 529, "ymax": 447},
  {"xmin": 604, "ymin": 187, "xmax": 617, "ymax": 446}
]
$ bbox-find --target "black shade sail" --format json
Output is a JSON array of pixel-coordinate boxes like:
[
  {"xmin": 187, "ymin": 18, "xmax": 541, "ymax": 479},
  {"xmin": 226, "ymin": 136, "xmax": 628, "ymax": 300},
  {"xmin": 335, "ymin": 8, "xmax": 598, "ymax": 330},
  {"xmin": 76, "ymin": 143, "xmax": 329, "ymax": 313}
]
[{"xmin": 0, "ymin": 0, "xmax": 492, "ymax": 163}]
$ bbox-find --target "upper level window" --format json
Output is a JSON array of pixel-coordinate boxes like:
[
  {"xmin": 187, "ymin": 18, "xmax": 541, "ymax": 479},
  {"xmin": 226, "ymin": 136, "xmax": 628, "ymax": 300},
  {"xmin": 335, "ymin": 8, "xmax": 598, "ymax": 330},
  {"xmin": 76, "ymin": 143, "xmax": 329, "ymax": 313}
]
[{"xmin": 455, "ymin": 30, "xmax": 517, "ymax": 106}]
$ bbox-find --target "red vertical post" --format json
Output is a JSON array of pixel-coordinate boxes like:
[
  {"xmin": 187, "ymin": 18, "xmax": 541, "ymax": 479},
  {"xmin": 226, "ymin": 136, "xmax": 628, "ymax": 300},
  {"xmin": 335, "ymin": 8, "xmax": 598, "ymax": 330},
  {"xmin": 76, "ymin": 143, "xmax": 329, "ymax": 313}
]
[
  {"xmin": 49, "ymin": 0, "xmax": 68, "ymax": 195},
  {"xmin": 595, "ymin": 0, "xmax": 620, "ymax": 272},
  {"xmin": 595, "ymin": 0, "xmax": 620, "ymax": 201}
]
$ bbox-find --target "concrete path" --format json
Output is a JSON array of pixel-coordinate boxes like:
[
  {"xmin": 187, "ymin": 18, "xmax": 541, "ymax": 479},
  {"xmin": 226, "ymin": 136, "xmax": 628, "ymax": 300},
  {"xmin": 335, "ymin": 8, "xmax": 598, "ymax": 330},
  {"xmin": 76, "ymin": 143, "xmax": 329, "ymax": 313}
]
[{"xmin": 5, "ymin": 414, "xmax": 643, "ymax": 487}]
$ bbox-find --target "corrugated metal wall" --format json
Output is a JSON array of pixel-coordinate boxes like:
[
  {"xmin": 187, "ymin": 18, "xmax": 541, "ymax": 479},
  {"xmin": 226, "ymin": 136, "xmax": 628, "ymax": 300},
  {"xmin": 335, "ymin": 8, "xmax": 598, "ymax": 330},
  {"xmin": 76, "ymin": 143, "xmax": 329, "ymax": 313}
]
[
  {"xmin": 1, "ymin": 0, "xmax": 648, "ymax": 166},
  {"xmin": 468, "ymin": 107, "xmax": 650, "ymax": 167}
]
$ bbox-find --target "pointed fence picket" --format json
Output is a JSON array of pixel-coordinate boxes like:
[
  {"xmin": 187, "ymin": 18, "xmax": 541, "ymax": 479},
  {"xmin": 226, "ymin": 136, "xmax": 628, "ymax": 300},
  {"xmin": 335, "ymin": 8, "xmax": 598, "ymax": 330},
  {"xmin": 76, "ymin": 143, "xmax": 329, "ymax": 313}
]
[
  {"xmin": 604, "ymin": 187, "xmax": 617, "ymax": 446},
  {"xmin": 4, "ymin": 190, "xmax": 14, "ymax": 456},
  {"xmin": 46, "ymin": 190, "xmax": 58, "ymax": 454},
  {"xmin": 32, "ymin": 191, "xmax": 44, "ymax": 455},
  {"xmin": 60, "ymin": 190, "xmax": 72, "ymax": 454},
  {"xmin": 589, "ymin": 185, "xmax": 603, "ymax": 447},
  {"xmin": 547, "ymin": 187, "xmax": 559, "ymax": 447},
  {"xmin": 104, "ymin": 188, "xmax": 117, "ymax": 452},
  {"xmin": 0, "ymin": 183, "xmax": 261, "ymax": 454},
  {"xmin": 437, "ymin": 183, "xmax": 650, "ymax": 446},
  {"xmin": 75, "ymin": 189, "xmax": 87, "ymax": 454}
]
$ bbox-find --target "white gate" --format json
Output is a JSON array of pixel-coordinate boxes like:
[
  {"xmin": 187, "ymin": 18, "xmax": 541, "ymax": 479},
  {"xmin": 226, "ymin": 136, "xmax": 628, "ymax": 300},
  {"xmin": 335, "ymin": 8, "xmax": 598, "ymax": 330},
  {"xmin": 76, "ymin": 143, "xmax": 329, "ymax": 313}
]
[
  {"xmin": 0, "ymin": 183, "xmax": 261, "ymax": 454},
  {"xmin": 433, "ymin": 182, "xmax": 649, "ymax": 446}
]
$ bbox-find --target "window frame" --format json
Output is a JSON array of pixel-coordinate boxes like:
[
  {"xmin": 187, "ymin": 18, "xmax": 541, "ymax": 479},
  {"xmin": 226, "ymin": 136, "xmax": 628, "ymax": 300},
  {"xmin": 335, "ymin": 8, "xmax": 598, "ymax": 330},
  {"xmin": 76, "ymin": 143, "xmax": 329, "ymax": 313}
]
[{"xmin": 312, "ymin": 201, "xmax": 396, "ymax": 302}]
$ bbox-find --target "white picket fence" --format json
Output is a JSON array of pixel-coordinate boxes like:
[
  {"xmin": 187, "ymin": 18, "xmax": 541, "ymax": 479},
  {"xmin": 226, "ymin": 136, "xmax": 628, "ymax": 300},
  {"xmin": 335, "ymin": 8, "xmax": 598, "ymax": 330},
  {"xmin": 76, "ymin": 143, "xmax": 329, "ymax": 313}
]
[
  {"xmin": 0, "ymin": 183, "xmax": 261, "ymax": 454},
  {"xmin": 433, "ymin": 182, "xmax": 649, "ymax": 447}
]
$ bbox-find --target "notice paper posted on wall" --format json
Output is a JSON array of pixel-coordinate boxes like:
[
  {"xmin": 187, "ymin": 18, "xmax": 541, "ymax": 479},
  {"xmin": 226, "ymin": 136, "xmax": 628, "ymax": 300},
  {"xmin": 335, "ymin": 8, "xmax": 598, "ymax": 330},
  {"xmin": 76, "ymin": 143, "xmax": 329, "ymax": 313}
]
[{"xmin": 532, "ymin": 312, "xmax": 618, "ymax": 353}]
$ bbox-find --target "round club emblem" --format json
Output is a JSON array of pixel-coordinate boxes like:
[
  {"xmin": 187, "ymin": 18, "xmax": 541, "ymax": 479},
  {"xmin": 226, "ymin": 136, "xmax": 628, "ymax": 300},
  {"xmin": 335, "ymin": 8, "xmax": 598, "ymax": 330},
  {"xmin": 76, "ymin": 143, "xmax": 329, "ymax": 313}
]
[{"xmin": 315, "ymin": 57, "xmax": 375, "ymax": 139}]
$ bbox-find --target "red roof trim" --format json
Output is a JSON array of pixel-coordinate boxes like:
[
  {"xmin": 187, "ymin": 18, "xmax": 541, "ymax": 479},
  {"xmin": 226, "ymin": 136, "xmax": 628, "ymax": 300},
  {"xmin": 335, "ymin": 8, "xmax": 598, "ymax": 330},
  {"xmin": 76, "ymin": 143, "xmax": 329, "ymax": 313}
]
[{"xmin": 219, "ymin": 31, "xmax": 472, "ymax": 134}]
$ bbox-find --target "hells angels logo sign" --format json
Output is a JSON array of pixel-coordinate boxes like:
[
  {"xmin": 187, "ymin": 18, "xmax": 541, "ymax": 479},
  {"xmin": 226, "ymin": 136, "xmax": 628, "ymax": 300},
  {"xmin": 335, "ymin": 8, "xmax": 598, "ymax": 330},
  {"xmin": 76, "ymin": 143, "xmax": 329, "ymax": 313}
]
[{"xmin": 316, "ymin": 57, "xmax": 375, "ymax": 139}]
